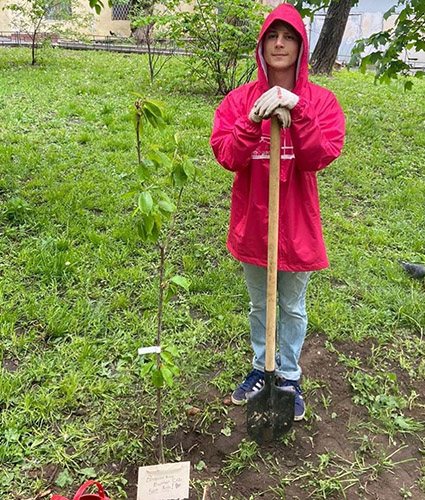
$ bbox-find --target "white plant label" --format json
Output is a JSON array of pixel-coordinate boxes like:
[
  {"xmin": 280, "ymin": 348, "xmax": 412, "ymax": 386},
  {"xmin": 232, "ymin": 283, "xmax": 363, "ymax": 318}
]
[
  {"xmin": 138, "ymin": 346, "xmax": 161, "ymax": 355},
  {"xmin": 137, "ymin": 461, "xmax": 190, "ymax": 500}
]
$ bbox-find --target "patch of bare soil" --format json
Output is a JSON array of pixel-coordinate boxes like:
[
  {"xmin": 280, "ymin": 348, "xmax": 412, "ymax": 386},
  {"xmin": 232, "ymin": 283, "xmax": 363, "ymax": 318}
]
[
  {"xmin": 125, "ymin": 332, "xmax": 425, "ymax": 500},
  {"xmin": 2, "ymin": 357, "xmax": 19, "ymax": 372}
]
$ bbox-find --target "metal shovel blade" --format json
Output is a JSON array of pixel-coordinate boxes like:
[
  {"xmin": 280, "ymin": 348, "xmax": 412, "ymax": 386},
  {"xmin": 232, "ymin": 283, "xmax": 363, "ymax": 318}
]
[{"xmin": 247, "ymin": 371, "xmax": 295, "ymax": 444}]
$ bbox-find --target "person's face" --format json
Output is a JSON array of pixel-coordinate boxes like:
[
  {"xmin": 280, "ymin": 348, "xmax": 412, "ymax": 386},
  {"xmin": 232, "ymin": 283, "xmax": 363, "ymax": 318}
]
[{"xmin": 262, "ymin": 21, "xmax": 300, "ymax": 74}]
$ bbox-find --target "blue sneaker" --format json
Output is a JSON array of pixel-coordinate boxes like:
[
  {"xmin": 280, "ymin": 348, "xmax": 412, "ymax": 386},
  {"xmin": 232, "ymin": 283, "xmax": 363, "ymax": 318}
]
[
  {"xmin": 280, "ymin": 379, "xmax": 305, "ymax": 421},
  {"xmin": 231, "ymin": 369, "xmax": 265, "ymax": 405}
]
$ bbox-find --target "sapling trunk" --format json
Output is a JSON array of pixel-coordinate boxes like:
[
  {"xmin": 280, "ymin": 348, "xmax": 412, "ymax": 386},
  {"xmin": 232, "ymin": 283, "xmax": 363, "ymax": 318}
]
[
  {"xmin": 153, "ymin": 188, "xmax": 183, "ymax": 463},
  {"xmin": 156, "ymin": 388, "xmax": 164, "ymax": 463},
  {"xmin": 145, "ymin": 23, "xmax": 172, "ymax": 84},
  {"xmin": 156, "ymin": 244, "xmax": 166, "ymax": 463},
  {"xmin": 156, "ymin": 245, "xmax": 166, "ymax": 347},
  {"xmin": 31, "ymin": 16, "xmax": 44, "ymax": 66},
  {"xmin": 147, "ymin": 36, "xmax": 154, "ymax": 84},
  {"xmin": 135, "ymin": 96, "xmax": 187, "ymax": 464},
  {"xmin": 31, "ymin": 37, "xmax": 36, "ymax": 65},
  {"xmin": 135, "ymin": 112, "xmax": 142, "ymax": 165},
  {"xmin": 136, "ymin": 102, "xmax": 166, "ymax": 462}
]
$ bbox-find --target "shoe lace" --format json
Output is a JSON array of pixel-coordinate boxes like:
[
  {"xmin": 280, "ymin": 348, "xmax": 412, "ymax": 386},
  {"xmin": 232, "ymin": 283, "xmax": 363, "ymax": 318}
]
[
  {"xmin": 281, "ymin": 380, "xmax": 302, "ymax": 395},
  {"xmin": 240, "ymin": 369, "xmax": 263, "ymax": 391}
]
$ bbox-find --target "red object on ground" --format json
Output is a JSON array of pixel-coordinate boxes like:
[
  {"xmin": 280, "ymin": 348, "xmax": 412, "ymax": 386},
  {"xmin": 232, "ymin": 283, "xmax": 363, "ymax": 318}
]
[{"xmin": 51, "ymin": 480, "xmax": 111, "ymax": 500}]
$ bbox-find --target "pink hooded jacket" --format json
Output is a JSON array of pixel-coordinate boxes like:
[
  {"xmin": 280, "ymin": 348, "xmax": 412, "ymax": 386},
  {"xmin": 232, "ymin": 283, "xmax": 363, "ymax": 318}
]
[{"xmin": 210, "ymin": 4, "xmax": 345, "ymax": 271}]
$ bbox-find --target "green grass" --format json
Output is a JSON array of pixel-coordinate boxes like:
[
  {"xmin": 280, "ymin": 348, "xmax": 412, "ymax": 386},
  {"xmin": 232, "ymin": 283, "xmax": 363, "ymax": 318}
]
[{"xmin": 1, "ymin": 46, "xmax": 425, "ymax": 499}]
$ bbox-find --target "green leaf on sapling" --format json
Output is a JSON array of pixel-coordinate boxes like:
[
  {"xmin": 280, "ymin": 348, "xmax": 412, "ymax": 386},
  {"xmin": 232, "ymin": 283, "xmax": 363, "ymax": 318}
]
[
  {"xmin": 154, "ymin": 213, "xmax": 162, "ymax": 232},
  {"xmin": 148, "ymin": 220, "xmax": 160, "ymax": 244},
  {"xmin": 158, "ymin": 200, "xmax": 175, "ymax": 215},
  {"xmin": 143, "ymin": 107, "xmax": 166, "ymax": 130},
  {"xmin": 138, "ymin": 191, "xmax": 153, "ymax": 214},
  {"xmin": 142, "ymin": 107, "xmax": 159, "ymax": 128},
  {"xmin": 165, "ymin": 284, "xmax": 178, "ymax": 303},
  {"xmin": 169, "ymin": 364, "xmax": 180, "ymax": 376},
  {"xmin": 155, "ymin": 151, "xmax": 173, "ymax": 169},
  {"xmin": 160, "ymin": 365, "xmax": 174, "ymax": 387},
  {"xmin": 144, "ymin": 100, "xmax": 165, "ymax": 119},
  {"xmin": 143, "ymin": 214, "xmax": 155, "ymax": 236},
  {"xmin": 182, "ymin": 158, "xmax": 196, "ymax": 180},
  {"xmin": 151, "ymin": 367, "xmax": 164, "ymax": 388},
  {"xmin": 148, "ymin": 150, "xmax": 172, "ymax": 170},
  {"xmin": 172, "ymin": 163, "xmax": 188, "ymax": 188},
  {"xmin": 160, "ymin": 351, "xmax": 173, "ymax": 364},
  {"xmin": 136, "ymin": 220, "xmax": 147, "ymax": 241},
  {"xmin": 170, "ymin": 275, "xmax": 191, "ymax": 291},
  {"xmin": 164, "ymin": 345, "xmax": 179, "ymax": 357},
  {"xmin": 158, "ymin": 191, "xmax": 172, "ymax": 203},
  {"xmin": 137, "ymin": 159, "xmax": 154, "ymax": 181},
  {"xmin": 122, "ymin": 189, "xmax": 139, "ymax": 200},
  {"xmin": 140, "ymin": 360, "xmax": 155, "ymax": 378}
]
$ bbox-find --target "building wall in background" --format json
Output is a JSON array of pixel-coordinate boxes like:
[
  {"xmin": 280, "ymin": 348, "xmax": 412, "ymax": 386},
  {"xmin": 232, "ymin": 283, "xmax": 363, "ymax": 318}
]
[
  {"xmin": 91, "ymin": 6, "xmax": 131, "ymax": 38},
  {"xmin": 1, "ymin": 0, "xmax": 423, "ymax": 64},
  {"xmin": 0, "ymin": 0, "xmax": 132, "ymax": 38},
  {"xmin": 0, "ymin": 3, "xmax": 11, "ymax": 32}
]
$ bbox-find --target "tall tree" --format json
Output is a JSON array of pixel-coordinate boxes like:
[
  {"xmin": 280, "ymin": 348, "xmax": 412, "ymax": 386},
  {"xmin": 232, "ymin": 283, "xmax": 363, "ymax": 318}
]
[
  {"xmin": 309, "ymin": 0, "xmax": 354, "ymax": 75},
  {"xmin": 130, "ymin": 0, "xmax": 178, "ymax": 83},
  {"xmin": 166, "ymin": 0, "xmax": 269, "ymax": 94},
  {"xmin": 351, "ymin": 0, "xmax": 425, "ymax": 89},
  {"xmin": 5, "ymin": 0, "xmax": 92, "ymax": 65}
]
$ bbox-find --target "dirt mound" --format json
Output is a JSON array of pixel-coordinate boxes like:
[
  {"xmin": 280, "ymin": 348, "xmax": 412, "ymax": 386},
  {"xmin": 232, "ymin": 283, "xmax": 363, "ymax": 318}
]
[{"xmin": 126, "ymin": 332, "xmax": 425, "ymax": 499}]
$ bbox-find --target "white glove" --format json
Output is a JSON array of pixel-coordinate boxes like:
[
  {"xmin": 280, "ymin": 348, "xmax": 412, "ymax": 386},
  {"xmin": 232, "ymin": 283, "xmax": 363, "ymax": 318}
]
[
  {"xmin": 248, "ymin": 107, "xmax": 262, "ymax": 123},
  {"xmin": 273, "ymin": 107, "xmax": 291, "ymax": 129},
  {"xmin": 253, "ymin": 86, "xmax": 299, "ymax": 119},
  {"xmin": 249, "ymin": 102, "xmax": 292, "ymax": 128}
]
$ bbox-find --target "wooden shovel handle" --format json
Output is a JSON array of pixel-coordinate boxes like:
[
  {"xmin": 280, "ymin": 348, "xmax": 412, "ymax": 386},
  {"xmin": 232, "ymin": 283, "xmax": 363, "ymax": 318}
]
[{"xmin": 265, "ymin": 116, "xmax": 281, "ymax": 372}]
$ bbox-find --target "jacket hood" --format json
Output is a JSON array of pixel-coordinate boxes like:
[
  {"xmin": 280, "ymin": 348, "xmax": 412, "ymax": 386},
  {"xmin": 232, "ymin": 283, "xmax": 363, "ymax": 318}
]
[{"xmin": 256, "ymin": 3, "xmax": 309, "ymax": 93}]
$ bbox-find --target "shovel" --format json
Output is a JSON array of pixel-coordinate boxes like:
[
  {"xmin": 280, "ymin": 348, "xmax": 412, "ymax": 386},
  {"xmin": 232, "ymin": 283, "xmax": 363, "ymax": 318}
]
[{"xmin": 246, "ymin": 115, "xmax": 295, "ymax": 444}]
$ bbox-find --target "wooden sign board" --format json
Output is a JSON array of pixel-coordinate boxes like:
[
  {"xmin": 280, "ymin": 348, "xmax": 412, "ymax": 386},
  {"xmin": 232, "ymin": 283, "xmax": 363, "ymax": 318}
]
[{"xmin": 137, "ymin": 461, "xmax": 190, "ymax": 500}]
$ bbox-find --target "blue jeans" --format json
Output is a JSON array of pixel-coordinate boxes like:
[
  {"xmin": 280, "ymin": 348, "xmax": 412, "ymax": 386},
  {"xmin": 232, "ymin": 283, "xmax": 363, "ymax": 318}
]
[{"xmin": 243, "ymin": 262, "xmax": 311, "ymax": 381}]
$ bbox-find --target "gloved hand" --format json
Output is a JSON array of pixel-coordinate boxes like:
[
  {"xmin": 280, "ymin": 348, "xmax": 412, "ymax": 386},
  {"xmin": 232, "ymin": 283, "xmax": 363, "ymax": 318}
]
[
  {"xmin": 252, "ymin": 86, "xmax": 299, "ymax": 119},
  {"xmin": 248, "ymin": 107, "xmax": 263, "ymax": 123},
  {"xmin": 249, "ymin": 104, "xmax": 291, "ymax": 128},
  {"xmin": 273, "ymin": 107, "xmax": 291, "ymax": 129}
]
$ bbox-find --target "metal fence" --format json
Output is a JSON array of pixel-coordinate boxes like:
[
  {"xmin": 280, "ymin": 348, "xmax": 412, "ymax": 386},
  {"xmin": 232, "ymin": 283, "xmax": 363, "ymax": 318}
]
[
  {"xmin": 0, "ymin": 31, "xmax": 192, "ymax": 56},
  {"xmin": 2, "ymin": 30, "xmax": 424, "ymax": 71}
]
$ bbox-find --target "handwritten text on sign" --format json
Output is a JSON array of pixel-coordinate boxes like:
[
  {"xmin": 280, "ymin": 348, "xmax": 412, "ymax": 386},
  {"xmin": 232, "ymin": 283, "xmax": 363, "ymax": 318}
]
[{"xmin": 137, "ymin": 461, "xmax": 190, "ymax": 500}]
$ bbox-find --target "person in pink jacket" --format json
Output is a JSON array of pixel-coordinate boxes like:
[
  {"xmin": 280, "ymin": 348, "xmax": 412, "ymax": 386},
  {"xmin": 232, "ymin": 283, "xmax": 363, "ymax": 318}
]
[{"xmin": 210, "ymin": 3, "xmax": 345, "ymax": 420}]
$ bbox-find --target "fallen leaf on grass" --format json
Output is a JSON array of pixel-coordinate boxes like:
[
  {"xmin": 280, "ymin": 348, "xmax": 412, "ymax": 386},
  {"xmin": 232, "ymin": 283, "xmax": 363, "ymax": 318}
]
[
  {"xmin": 186, "ymin": 407, "xmax": 201, "ymax": 416},
  {"xmin": 23, "ymin": 490, "xmax": 52, "ymax": 500},
  {"xmin": 37, "ymin": 491, "xmax": 52, "ymax": 499}
]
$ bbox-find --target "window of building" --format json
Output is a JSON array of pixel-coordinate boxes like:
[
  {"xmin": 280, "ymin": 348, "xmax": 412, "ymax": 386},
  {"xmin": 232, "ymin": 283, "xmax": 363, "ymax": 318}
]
[{"xmin": 112, "ymin": 2, "xmax": 132, "ymax": 20}]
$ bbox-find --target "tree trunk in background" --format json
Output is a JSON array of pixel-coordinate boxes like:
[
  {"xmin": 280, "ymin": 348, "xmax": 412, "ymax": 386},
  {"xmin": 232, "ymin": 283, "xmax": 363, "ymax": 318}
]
[
  {"xmin": 131, "ymin": 0, "xmax": 155, "ymax": 44},
  {"xmin": 310, "ymin": 0, "xmax": 352, "ymax": 75}
]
